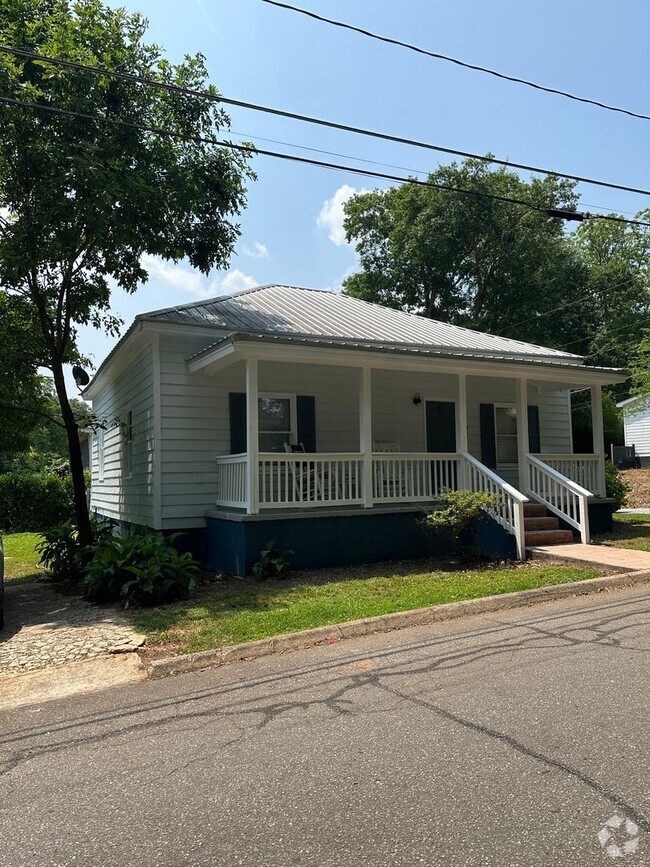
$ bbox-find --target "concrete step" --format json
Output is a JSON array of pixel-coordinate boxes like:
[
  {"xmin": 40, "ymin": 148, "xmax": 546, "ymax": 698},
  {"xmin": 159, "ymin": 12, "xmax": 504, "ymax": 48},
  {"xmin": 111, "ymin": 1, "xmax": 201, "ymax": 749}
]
[
  {"xmin": 524, "ymin": 517, "xmax": 560, "ymax": 531},
  {"xmin": 523, "ymin": 503, "xmax": 547, "ymax": 518},
  {"xmin": 524, "ymin": 529, "xmax": 574, "ymax": 546}
]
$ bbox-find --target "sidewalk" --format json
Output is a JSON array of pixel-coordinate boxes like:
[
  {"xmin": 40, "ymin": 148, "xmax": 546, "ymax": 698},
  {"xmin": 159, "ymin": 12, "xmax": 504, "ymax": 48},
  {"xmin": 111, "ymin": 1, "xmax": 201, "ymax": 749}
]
[{"xmin": 529, "ymin": 542, "xmax": 650, "ymax": 572}]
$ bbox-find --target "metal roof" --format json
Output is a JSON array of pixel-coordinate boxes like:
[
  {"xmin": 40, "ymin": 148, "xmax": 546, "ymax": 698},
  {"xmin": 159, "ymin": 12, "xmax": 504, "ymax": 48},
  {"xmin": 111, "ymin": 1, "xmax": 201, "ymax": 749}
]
[
  {"xmin": 187, "ymin": 331, "xmax": 628, "ymax": 378},
  {"xmin": 146, "ymin": 284, "xmax": 584, "ymax": 363}
]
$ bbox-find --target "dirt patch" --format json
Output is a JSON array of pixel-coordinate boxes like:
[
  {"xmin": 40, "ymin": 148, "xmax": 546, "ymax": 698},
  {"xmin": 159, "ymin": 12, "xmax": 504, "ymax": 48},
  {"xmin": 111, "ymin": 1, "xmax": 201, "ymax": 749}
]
[{"xmin": 620, "ymin": 468, "xmax": 650, "ymax": 509}]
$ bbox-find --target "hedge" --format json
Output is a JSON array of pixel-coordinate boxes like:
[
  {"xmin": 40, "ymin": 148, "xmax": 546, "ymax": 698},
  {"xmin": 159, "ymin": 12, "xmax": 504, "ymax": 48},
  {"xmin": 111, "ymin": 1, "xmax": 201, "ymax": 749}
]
[{"xmin": 0, "ymin": 472, "xmax": 84, "ymax": 532}]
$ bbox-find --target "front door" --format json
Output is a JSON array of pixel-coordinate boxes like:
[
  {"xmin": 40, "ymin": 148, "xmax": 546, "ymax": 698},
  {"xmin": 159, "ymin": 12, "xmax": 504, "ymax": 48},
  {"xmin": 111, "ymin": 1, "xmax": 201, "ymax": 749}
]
[{"xmin": 426, "ymin": 401, "xmax": 457, "ymax": 492}]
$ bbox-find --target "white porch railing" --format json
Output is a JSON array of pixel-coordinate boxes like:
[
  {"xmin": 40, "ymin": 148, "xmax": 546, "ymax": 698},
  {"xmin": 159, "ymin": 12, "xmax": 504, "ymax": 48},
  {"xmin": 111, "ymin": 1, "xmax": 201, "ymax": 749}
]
[
  {"xmin": 535, "ymin": 453, "xmax": 604, "ymax": 497},
  {"xmin": 372, "ymin": 453, "xmax": 460, "ymax": 503},
  {"xmin": 461, "ymin": 452, "xmax": 528, "ymax": 560},
  {"xmin": 215, "ymin": 453, "xmax": 248, "ymax": 508},
  {"xmin": 258, "ymin": 453, "xmax": 364, "ymax": 507},
  {"xmin": 526, "ymin": 454, "xmax": 592, "ymax": 543}
]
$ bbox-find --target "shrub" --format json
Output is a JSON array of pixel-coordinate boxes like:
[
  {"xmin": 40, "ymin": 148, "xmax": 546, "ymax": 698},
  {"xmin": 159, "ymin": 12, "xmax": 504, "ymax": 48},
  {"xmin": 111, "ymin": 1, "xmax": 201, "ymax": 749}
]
[
  {"xmin": 37, "ymin": 517, "xmax": 113, "ymax": 584},
  {"xmin": 83, "ymin": 532, "xmax": 199, "ymax": 608},
  {"xmin": 427, "ymin": 489, "xmax": 502, "ymax": 557},
  {"xmin": 0, "ymin": 471, "xmax": 79, "ymax": 531},
  {"xmin": 605, "ymin": 460, "xmax": 629, "ymax": 510},
  {"xmin": 252, "ymin": 539, "xmax": 293, "ymax": 580}
]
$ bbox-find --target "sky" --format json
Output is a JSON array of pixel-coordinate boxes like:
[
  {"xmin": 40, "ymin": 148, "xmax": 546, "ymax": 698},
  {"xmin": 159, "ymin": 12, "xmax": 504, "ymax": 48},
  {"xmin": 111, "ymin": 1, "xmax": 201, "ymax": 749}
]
[{"xmin": 67, "ymin": 0, "xmax": 650, "ymax": 394}]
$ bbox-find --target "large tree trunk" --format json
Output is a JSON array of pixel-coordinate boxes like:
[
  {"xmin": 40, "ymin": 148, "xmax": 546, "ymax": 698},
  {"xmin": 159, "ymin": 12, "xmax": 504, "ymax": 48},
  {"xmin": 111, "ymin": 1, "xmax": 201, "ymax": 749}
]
[{"xmin": 51, "ymin": 359, "xmax": 93, "ymax": 546}]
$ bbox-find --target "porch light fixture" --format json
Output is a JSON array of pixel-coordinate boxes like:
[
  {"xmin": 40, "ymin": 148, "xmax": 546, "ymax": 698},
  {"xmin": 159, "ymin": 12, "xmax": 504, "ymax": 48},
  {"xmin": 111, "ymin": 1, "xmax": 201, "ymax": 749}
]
[{"xmin": 412, "ymin": 393, "xmax": 422, "ymax": 405}]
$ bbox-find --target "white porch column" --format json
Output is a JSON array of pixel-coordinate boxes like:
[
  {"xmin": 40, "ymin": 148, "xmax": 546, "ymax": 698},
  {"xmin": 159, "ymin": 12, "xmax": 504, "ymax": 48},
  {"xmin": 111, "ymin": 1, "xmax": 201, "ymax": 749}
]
[
  {"xmin": 591, "ymin": 383, "xmax": 606, "ymax": 496},
  {"xmin": 359, "ymin": 366, "xmax": 373, "ymax": 508},
  {"xmin": 516, "ymin": 377, "xmax": 529, "ymax": 492},
  {"xmin": 245, "ymin": 358, "xmax": 259, "ymax": 515},
  {"xmin": 457, "ymin": 373, "xmax": 468, "ymax": 489}
]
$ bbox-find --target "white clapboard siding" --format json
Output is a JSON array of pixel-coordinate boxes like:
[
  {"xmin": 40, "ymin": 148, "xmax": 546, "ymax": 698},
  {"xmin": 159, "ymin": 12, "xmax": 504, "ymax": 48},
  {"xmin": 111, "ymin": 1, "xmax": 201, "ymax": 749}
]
[
  {"xmin": 90, "ymin": 343, "xmax": 154, "ymax": 525},
  {"xmin": 624, "ymin": 402, "xmax": 650, "ymax": 457}
]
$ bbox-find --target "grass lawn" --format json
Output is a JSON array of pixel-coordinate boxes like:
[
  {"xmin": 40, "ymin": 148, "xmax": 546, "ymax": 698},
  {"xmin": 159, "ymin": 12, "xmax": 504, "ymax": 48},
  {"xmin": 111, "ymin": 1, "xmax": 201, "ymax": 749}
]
[
  {"xmin": 596, "ymin": 513, "xmax": 650, "ymax": 552},
  {"xmin": 1, "ymin": 532, "xmax": 43, "ymax": 583},
  {"xmin": 132, "ymin": 559, "xmax": 600, "ymax": 656}
]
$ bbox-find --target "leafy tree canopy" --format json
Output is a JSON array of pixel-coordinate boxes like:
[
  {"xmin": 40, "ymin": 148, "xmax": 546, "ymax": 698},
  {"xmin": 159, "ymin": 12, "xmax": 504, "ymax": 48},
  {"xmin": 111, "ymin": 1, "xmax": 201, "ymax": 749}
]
[{"xmin": 0, "ymin": 0, "xmax": 253, "ymax": 542}]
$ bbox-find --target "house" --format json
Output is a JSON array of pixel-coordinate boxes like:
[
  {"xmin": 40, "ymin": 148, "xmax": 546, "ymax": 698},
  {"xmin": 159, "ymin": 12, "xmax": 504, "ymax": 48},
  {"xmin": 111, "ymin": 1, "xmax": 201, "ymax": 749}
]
[
  {"xmin": 617, "ymin": 395, "xmax": 650, "ymax": 466},
  {"xmin": 84, "ymin": 284, "xmax": 626, "ymax": 574}
]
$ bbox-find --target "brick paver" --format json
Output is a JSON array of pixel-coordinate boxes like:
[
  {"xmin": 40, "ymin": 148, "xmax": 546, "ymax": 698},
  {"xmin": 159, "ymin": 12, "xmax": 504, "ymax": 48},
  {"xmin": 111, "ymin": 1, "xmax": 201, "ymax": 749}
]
[
  {"xmin": 530, "ymin": 542, "xmax": 650, "ymax": 572},
  {"xmin": 0, "ymin": 580, "xmax": 144, "ymax": 677}
]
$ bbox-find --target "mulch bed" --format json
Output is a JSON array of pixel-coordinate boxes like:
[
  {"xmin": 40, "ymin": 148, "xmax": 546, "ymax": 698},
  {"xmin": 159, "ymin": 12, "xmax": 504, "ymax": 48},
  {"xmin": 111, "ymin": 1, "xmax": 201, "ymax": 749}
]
[{"xmin": 619, "ymin": 468, "xmax": 650, "ymax": 509}]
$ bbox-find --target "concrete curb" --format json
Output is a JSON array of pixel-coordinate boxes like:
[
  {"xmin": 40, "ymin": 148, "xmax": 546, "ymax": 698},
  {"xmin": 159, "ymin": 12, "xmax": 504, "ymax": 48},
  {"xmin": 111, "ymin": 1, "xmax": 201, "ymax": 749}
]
[{"xmin": 146, "ymin": 568, "xmax": 650, "ymax": 679}]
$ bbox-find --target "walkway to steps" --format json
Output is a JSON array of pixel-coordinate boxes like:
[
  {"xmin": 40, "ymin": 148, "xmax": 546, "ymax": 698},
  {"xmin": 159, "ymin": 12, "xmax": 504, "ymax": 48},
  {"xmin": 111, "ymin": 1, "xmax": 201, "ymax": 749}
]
[{"xmin": 529, "ymin": 542, "xmax": 650, "ymax": 573}]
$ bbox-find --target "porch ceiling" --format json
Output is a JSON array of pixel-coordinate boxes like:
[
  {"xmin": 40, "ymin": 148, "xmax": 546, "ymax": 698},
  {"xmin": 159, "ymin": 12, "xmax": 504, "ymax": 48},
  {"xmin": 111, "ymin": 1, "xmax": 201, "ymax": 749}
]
[{"xmin": 186, "ymin": 332, "xmax": 628, "ymax": 387}]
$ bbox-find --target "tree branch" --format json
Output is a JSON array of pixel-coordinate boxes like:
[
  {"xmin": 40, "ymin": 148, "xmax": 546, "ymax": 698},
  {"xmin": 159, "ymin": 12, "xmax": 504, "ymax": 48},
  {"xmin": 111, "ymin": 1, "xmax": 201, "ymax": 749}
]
[{"xmin": 0, "ymin": 402, "xmax": 67, "ymax": 429}]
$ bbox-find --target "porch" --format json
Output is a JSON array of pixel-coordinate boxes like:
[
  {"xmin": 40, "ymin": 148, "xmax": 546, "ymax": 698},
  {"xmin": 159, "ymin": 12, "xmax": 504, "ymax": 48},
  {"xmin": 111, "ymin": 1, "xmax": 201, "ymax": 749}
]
[{"xmin": 203, "ymin": 354, "xmax": 611, "ymax": 560}]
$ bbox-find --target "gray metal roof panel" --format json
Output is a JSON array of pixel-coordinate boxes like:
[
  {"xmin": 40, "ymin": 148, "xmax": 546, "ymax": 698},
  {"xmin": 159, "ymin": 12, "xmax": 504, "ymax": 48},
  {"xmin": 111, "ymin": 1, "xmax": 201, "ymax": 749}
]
[{"xmin": 149, "ymin": 284, "xmax": 583, "ymax": 361}]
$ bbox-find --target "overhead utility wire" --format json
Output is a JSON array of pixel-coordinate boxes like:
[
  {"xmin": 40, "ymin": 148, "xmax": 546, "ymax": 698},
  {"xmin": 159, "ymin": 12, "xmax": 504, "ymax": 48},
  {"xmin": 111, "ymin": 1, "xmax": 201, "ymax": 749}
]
[
  {"xmin": 2, "ymin": 95, "xmax": 649, "ymax": 229},
  {"xmin": 261, "ymin": 0, "xmax": 650, "ymax": 123},
  {"xmin": 0, "ymin": 45, "xmax": 648, "ymax": 198}
]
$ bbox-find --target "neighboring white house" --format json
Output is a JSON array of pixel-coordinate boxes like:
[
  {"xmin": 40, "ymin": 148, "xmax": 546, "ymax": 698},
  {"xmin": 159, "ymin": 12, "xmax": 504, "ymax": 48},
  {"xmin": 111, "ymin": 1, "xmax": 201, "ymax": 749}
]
[
  {"xmin": 617, "ymin": 395, "xmax": 650, "ymax": 466},
  {"xmin": 84, "ymin": 284, "xmax": 626, "ymax": 573}
]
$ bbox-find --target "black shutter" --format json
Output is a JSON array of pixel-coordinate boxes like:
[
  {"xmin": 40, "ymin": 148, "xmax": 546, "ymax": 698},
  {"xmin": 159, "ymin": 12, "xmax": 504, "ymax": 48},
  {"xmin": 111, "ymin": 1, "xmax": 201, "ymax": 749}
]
[
  {"xmin": 480, "ymin": 403, "xmax": 497, "ymax": 468},
  {"xmin": 528, "ymin": 405, "xmax": 541, "ymax": 453},
  {"xmin": 229, "ymin": 392, "xmax": 247, "ymax": 454},
  {"xmin": 296, "ymin": 395, "xmax": 316, "ymax": 452}
]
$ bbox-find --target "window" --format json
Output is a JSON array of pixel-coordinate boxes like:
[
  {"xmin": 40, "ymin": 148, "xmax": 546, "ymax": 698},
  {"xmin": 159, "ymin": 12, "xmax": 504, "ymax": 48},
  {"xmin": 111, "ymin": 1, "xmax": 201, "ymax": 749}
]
[
  {"xmin": 495, "ymin": 406, "xmax": 518, "ymax": 465},
  {"xmin": 97, "ymin": 425, "xmax": 105, "ymax": 482},
  {"xmin": 123, "ymin": 409, "xmax": 133, "ymax": 477},
  {"xmin": 258, "ymin": 396, "xmax": 295, "ymax": 452}
]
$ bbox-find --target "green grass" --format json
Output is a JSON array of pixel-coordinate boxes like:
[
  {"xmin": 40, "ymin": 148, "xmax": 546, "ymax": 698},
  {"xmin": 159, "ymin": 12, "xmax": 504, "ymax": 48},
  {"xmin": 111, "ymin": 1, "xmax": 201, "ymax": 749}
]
[
  {"xmin": 132, "ymin": 561, "xmax": 600, "ymax": 655},
  {"xmin": 599, "ymin": 513, "xmax": 650, "ymax": 552},
  {"xmin": 2, "ymin": 532, "xmax": 43, "ymax": 583}
]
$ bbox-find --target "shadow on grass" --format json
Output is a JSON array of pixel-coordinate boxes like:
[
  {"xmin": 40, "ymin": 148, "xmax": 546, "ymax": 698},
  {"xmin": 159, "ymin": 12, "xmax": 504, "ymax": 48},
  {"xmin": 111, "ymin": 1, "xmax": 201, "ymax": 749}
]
[{"xmin": 597, "ymin": 515, "xmax": 650, "ymax": 551}]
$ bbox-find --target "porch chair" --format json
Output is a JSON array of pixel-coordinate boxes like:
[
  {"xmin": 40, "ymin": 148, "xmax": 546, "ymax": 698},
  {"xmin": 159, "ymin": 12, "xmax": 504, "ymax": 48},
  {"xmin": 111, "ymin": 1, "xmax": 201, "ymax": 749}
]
[
  {"xmin": 372, "ymin": 441, "xmax": 407, "ymax": 499},
  {"xmin": 284, "ymin": 442, "xmax": 321, "ymax": 503}
]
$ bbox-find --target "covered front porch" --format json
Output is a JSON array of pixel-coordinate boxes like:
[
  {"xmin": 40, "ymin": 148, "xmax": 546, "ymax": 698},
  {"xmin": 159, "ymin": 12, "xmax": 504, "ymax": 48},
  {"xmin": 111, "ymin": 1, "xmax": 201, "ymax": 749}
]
[{"xmin": 189, "ymin": 336, "xmax": 620, "ymax": 559}]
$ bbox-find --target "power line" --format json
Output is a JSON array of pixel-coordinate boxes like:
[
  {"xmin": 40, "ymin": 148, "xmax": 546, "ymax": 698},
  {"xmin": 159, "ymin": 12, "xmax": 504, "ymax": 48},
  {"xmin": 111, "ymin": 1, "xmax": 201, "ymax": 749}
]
[
  {"xmin": 0, "ymin": 45, "xmax": 648, "ymax": 198},
  {"xmin": 262, "ymin": 0, "xmax": 650, "ymax": 123},
  {"xmin": 2, "ymin": 94, "xmax": 650, "ymax": 228}
]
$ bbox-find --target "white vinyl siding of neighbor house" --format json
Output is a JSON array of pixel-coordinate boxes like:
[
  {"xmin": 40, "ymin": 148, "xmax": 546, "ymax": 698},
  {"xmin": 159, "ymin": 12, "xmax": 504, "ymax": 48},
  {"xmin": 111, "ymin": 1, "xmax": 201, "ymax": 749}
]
[
  {"xmin": 623, "ymin": 402, "xmax": 650, "ymax": 458},
  {"xmin": 90, "ymin": 343, "xmax": 155, "ymax": 525}
]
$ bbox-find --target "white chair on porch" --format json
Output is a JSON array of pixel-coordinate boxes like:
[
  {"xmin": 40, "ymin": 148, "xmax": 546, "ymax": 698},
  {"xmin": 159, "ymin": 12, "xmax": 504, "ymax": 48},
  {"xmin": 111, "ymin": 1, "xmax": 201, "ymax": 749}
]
[
  {"xmin": 284, "ymin": 442, "xmax": 321, "ymax": 503},
  {"xmin": 372, "ymin": 441, "xmax": 405, "ymax": 499}
]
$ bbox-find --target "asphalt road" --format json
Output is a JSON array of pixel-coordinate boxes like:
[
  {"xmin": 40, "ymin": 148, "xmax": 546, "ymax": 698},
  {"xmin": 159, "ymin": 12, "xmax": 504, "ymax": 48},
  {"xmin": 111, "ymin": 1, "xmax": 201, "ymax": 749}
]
[{"xmin": 1, "ymin": 585, "xmax": 649, "ymax": 867}]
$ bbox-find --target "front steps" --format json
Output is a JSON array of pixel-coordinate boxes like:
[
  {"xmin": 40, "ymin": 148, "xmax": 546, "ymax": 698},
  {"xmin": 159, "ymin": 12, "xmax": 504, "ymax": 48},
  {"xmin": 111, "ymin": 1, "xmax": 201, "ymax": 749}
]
[{"xmin": 524, "ymin": 503, "xmax": 574, "ymax": 547}]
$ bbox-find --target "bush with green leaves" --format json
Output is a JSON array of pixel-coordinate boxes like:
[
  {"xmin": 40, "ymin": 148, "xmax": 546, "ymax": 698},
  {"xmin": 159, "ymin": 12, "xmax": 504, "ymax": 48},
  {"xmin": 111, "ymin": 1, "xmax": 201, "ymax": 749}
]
[
  {"xmin": 83, "ymin": 532, "xmax": 199, "ymax": 608},
  {"xmin": 427, "ymin": 489, "xmax": 502, "ymax": 556},
  {"xmin": 0, "ymin": 471, "xmax": 79, "ymax": 532},
  {"xmin": 37, "ymin": 517, "xmax": 113, "ymax": 585},
  {"xmin": 252, "ymin": 539, "xmax": 293, "ymax": 580},
  {"xmin": 604, "ymin": 460, "xmax": 629, "ymax": 510}
]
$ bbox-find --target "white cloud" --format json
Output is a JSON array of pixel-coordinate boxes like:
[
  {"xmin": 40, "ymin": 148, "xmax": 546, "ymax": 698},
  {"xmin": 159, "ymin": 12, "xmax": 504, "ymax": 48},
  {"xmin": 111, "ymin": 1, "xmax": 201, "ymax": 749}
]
[
  {"xmin": 242, "ymin": 241, "xmax": 270, "ymax": 260},
  {"xmin": 317, "ymin": 184, "xmax": 364, "ymax": 246},
  {"xmin": 218, "ymin": 268, "xmax": 258, "ymax": 293},
  {"xmin": 141, "ymin": 254, "xmax": 257, "ymax": 298}
]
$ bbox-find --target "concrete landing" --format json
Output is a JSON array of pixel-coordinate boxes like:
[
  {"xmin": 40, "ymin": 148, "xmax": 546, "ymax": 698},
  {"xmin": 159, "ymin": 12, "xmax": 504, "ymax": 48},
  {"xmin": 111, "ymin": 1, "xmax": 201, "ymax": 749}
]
[{"xmin": 529, "ymin": 543, "xmax": 650, "ymax": 573}]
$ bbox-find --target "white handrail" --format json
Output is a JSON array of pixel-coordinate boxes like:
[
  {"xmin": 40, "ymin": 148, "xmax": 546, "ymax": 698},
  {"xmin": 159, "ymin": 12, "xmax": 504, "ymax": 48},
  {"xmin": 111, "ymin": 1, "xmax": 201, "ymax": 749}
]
[
  {"xmin": 535, "ymin": 453, "xmax": 604, "ymax": 496},
  {"xmin": 461, "ymin": 452, "xmax": 528, "ymax": 560},
  {"xmin": 526, "ymin": 453, "xmax": 592, "ymax": 543}
]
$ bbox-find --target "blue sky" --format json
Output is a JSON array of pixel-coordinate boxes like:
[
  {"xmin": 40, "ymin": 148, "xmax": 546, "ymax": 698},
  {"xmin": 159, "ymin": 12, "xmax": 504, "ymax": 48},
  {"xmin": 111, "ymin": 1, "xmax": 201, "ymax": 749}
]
[{"xmin": 69, "ymin": 0, "xmax": 649, "ymax": 392}]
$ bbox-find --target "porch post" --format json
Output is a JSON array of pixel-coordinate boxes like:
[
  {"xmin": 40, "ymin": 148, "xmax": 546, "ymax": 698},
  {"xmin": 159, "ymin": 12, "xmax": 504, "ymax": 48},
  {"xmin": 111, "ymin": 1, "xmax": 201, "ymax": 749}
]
[
  {"xmin": 246, "ymin": 358, "xmax": 259, "ymax": 515},
  {"xmin": 516, "ymin": 377, "xmax": 529, "ymax": 493},
  {"xmin": 591, "ymin": 383, "xmax": 606, "ymax": 496},
  {"xmin": 457, "ymin": 373, "xmax": 468, "ymax": 489},
  {"xmin": 359, "ymin": 366, "xmax": 373, "ymax": 508}
]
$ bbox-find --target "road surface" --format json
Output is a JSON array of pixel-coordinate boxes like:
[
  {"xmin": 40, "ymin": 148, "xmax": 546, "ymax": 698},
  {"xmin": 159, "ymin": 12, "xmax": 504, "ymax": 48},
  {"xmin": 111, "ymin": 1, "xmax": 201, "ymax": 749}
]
[{"xmin": 1, "ymin": 584, "xmax": 649, "ymax": 866}]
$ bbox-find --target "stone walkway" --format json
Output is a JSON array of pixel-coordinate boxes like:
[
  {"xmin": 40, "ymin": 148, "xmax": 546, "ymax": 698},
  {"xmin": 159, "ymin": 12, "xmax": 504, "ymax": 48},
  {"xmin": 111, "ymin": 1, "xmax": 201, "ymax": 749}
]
[
  {"xmin": 0, "ymin": 579, "xmax": 145, "ymax": 677},
  {"xmin": 530, "ymin": 542, "xmax": 650, "ymax": 573}
]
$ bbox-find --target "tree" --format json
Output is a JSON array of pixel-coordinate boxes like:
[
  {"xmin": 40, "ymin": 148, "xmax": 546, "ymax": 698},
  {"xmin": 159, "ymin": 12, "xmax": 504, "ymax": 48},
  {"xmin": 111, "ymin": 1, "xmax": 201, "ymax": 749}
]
[
  {"xmin": 0, "ymin": 0, "xmax": 253, "ymax": 544},
  {"xmin": 342, "ymin": 159, "xmax": 591, "ymax": 348},
  {"xmin": 569, "ymin": 212, "xmax": 650, "ymax": 369}
]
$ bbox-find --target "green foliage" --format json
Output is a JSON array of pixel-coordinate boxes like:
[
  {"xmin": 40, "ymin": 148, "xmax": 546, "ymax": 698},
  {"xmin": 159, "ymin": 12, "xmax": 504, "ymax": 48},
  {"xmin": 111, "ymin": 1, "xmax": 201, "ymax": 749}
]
[
  {"xmin": 0, "ymin": 0, "xmax": 253, "ymax": 542},
  {"xmin": 427, "ymin": 489, "xmax": 502, "ymax": 556},
  {"xmin": 252, "ymin": 539, "xmax": 293, "ymax": 580},
  {"xmin": 83, "ymin": 532, "xmax": 199, "ymax": 608},
  {"xmin": 0, "ymin": 471, "xmax": 77, "ymax": 531},
  {"xmin": 571, "ymin": 390, "xmax": 624, "ymax": 454},
  {"xmin": 36, "ymin": 516, "xmax": 112, "ymax": 584},
  {"xmin": 630, "ymin": 332, "xmax": 650, "ymax": 399},
  {"xmin": 604, "ymin": 460, "xmax": 630, "ymax": 510}
]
